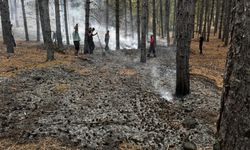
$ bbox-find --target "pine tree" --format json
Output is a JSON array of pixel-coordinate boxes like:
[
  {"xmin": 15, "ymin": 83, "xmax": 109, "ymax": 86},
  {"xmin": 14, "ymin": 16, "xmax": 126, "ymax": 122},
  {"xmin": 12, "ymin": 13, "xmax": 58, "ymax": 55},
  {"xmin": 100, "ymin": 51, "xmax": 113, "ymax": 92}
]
[
  {"xmin": 21, "ymin": 0, "xmax": 29, "ymax": 41},
  {"xmin": 38, "ymin": 0, "xmax": 54, "ymax": 61},
  {"xmin": 176, "ymin": 0, "xmax": 195, "ymax": 97},
  {"xmin": 0, "ymin": 0, "xmax": 14, "ymax": 53},
  {"xmin": 218, "ymin": 0, "xmax": 250, "ymax": 148}
]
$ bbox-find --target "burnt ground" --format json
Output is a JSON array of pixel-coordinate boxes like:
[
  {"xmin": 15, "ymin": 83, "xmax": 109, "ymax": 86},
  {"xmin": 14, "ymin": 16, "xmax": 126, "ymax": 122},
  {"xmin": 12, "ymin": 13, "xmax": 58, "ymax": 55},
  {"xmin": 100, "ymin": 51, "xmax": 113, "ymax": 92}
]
[{"xmin": 0, "ymin": 46, "xmax": 220, "ymax": 149}]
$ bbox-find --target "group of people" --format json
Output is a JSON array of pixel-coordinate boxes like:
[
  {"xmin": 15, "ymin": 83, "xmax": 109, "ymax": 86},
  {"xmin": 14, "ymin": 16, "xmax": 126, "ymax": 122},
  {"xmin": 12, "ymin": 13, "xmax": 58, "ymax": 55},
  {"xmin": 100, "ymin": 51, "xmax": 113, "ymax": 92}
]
[
  {"xmin": 7, "ymin": 22, "xmax": 204, "ymax": 58},
  {"xmin": 72, "ymin": 24, "xmax": 110, "ymax": 56}
]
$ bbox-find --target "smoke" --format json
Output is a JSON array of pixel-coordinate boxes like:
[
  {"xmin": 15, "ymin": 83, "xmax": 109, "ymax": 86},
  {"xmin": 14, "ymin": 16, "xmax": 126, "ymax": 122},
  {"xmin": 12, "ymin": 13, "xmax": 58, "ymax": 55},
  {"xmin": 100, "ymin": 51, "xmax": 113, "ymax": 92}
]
[
  {"xmin": 151, "ymin": 66, "xmax": 175, "ymax": 101},
  {"xmin": 0, "ymin": 0, "xmax": 138, "ymax": 50}
]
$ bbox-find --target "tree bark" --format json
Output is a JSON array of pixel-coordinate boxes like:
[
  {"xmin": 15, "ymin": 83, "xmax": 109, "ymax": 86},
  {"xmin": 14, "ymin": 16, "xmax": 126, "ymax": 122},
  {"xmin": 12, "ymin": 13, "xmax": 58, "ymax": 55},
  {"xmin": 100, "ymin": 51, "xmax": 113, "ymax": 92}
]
[
  {"xmin": 206, "ymin": 0, "xmax": 214, "ymax": 42},
  {"xmin": 63, "ymin": 0, "xmax": 69, "ymax": 45},
  {"xmin": 106, "ymin": 0, "xmax": 109, "ymax": 31},
  {"xmin": 218, "ymin": 1, "xmax": 250, "ymax": 149},
  {"xmin": 157, "ymin": 2, "xmax": 160, "ymax": 36},
  {"xmin": 202, "ymin": 0, "xmax": 209, "ymax": 40},
  {"xmin": 21, "ymin": 0, "xmax": 29, "ymax": 41},
  {"xmin": 214, "ymin": 0, "xmax": 220, "ymax": 35},
  {"xmin": 38, "ymin": 0, "xmax": 54, "ymax": 61},
  {"xmin": 55, "ymin": 0, "xmax": 63, "ymax": 47},
  {"xmin": 14, "ymin": 0, "xmax": 19, "ymax": 27},
  {"xmin": 196, "ymin": 0, "xmax": 200, "ymax": 34},
  {"xmin": 115, "ymin": 0, "xmax": 120, "ymax": 50},
  {"xmin": 141, "ymin": 0, "xmax": 147, "ymax": 63},
  {"xmin": 129, "ymin": 0, "xmax": 134, "ymax": 38},
  {"xmin": 124, "ymin": 0, "xmax": 128, "ymax": 38},
  {"xmin": 160, "ymin": 0, "xmax": 164, "ymax": 38},
  {"xmin": 191, "ymin": 0, "xmax": 196, "ymax": 38},
  {"xmin": 223, "ymin": 0, "xmax": 232, "ymax": 46},
  {"xmin": 175, "ymin": 0, "xmax": 194, "ymax": 97},
  {"xmin": 0, "ymin": 1, "xmax": 7, "ymax": 43},
  {"xmin": 165, "ymin": 0, "xmax": 170, "ymax": 45},
  {"xmin": 84, "ymin": 0, "xmax": 90, "ymax": 53},
  {"xmin": 0, "ymin": 0, "xmax": 14, "ymax": 53},
  {"xmin": 152, "ymin": 0, "xmax": 156, "ymax": 47},
  {"xmin": 199, "ymin": 0, "xmax": 204, "ymax": 34},
  {"xmin": 36, "ymin": 0, "xmax": 40, "ymax": 42},
  {"xmin": 146, "ymin": 0, "xmax": 149, "ymax": 40},
  {"xmin": 137, "ymin": 0, "xmax": 140, "ymax": 49},
  {"xmin": 172, "ymin": 0, "xmax": 177, "ymax": 44},
  {"xmin": 9, "ymin": 0, "xmax": 14, "ymax": 20},
  {"xmin": 218, "ymin": 0, "xmax": 224, "ymax": 39}
]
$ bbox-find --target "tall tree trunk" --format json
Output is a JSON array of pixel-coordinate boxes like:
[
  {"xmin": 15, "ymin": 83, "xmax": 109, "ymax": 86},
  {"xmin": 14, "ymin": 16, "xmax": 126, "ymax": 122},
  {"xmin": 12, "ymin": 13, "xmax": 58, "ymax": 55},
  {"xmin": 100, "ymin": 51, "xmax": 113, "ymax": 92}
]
[
  {"xmin": 172, "ymin": 0, "xmax": 177, "ymax": 44},
  {"xmin": 146, "ymin": 0, "xmax": 149, "ymax": 40},
  {"xmin": 106, "ymin": 0, "xmax": 109, "ymax": 31},
  {"xmin": 218, "ymin": 0, "xmax": 250, "ymax": 149},
  {"xmin": 152, "ymin": 0, "xmax": 156, "ymax": 46},
  {"xmin": 191, "ymin": 0, "xmax": 196, "ymax": 38},
  {"xmin": 115, "ymin": 0, "xmax": 120, "ymax": 50},
  {"xmin": 202, "ymin": 0, "xmax": 209, "ymax": 40},
  {"xmin": 218, "ymin": 0, "xmax": 224, "ymax": 39},
  {"xmin": 223, "ymin": 0, "xmax": 232, "ymax": 46},
  {"xmin": 14, "ymin": 0, "xmax": 19, "ymax": 27},
  {"xmin": 137, "ymin": 0, "xmax": 140, "ymax": 49},
  {"xmin": 214, "ymin": 0, "xmax": 220, "ymax": 35},
  {"xmin": 55, "ymin": 0, "xmax": 63, "ymax": 47},
  {"xmin": 84, "ymin": 0, "xmax": 90, "ymax": 53},
  {"xmin": 129, "ymin": 0, "xmax": 134, "ymax": 38},
  {"xmin": 196, "ymin": 0, "xmax": 200, "ymax": 34},
  {"xmin": 175, "ymin": 0, "xmax": 194, "ymax": 97},
  {"xmin": 0, "ymin": 0, "xmax": 14, "ymax": 53},
  {"xmin": 141, "ymin": 0, "xmax": 147, "ymax": 63},
  {"xmin": 165, "ymin": 0, "xmax": 170, "ymax": 45},
  {"xmin": 38, "ymin": 0, "xmax": 54, "ymax": 61},
  {"xmin": 160, "ymin": 0, "xmax": 164, "ymax": 38},
  {"xmin": 206, "ymin": 0, "xmax": 214, "ymax": 42},
  {"xmin": 36, "ymin": 0, "xmax": 40, "ymax": 42},
  {"xmin": 9, "ymin": 0, "xmax": 14, "ymax": 20},
  {"xmin": 199, "ymin": 0, "xmax": 204, "ymax": 34},
  {"xmin": 0, "ymin": 2, "xmax": 7, "ymax": 43},
  {"xmin": 21, "ymin": 0, "xmax": 29, "ymax": 41},
  {"xmin": 124, "ymin": 0, "xmax": 128, "ymax": 37},
  {"xmin": 157, "ymin": 2, "xmax": 160, "ymax": 36},
  {"xmin": 63, "ymin": 0, "xmax": 69, "ymax": 45}
]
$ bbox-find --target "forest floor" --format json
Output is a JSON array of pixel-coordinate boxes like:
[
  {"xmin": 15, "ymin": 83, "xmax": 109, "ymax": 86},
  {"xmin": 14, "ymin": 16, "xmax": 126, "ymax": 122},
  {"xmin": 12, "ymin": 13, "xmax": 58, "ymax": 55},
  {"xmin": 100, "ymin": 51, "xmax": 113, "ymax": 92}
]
[
  {"xmin": 190, "ymin": 35, "xmax": 228, "ymax": 88},
  {"xmin": 0, "ymin": 35, "xmax": 227, "ymax": 150}
]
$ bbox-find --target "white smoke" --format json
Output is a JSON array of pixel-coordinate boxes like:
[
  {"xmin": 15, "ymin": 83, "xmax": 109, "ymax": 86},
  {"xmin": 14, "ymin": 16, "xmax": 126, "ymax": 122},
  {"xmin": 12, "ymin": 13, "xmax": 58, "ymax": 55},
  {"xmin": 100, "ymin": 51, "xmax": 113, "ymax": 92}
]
[
  {"xmin": 0, "ymin": 0, "xmax": 138, "ymax": 50},
  {"xmin": 151, "ymin": 66, "xmax": 175, "ymax": 102}
]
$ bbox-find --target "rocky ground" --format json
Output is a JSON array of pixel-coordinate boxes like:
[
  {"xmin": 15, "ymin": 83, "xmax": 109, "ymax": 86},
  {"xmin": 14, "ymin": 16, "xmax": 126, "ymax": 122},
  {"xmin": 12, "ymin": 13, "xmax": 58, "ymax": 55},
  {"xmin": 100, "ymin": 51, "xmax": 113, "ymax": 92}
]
[{"xmin": 0, "ymin": 45, "xmax": 221, "ymax": 149}]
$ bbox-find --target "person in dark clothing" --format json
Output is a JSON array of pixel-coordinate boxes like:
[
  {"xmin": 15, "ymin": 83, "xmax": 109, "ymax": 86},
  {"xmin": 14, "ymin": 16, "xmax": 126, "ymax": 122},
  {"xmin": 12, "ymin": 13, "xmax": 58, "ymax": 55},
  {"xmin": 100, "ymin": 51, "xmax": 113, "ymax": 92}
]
[
  {"xmin": 199, "ymin": 34, "xmax": 204, "ymax": 55},
  {"xmin": 88, "ymin": 28, "xmax": 97, "ymax": 54},
  {"xmin": 52, "ymin": 31, "xmax": 57, "ymax": 44},
  {"xmin": 72, "ymin": 24, "xmax": 81, "ymax": 56},
  {"xmin": 105, "ymin": 30, "xmax": 110, "ymax": 51},
  {"xmin": 147, "ymin": 35, "xmax": 156, "ymax": 57},
  {"xmin": 87, "ymin": 29, "xmax": 92, "ymax": 54},
  {"xmin": 10, "ymin": 24, "xmax": 16, "ymax": 47}
]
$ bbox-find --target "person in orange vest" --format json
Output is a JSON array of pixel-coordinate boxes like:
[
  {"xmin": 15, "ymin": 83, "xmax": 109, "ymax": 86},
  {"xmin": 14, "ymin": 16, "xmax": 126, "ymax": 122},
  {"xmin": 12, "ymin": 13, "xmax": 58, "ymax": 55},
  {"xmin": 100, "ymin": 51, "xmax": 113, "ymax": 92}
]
[{"xmin": 147, "ymin": 35, "xmax": 156, "ymax": 57}]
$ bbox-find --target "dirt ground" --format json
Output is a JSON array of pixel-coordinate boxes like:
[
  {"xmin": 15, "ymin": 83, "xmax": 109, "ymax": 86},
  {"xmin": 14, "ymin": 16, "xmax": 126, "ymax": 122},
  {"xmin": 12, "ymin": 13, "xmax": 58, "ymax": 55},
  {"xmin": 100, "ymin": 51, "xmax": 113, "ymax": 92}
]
[
  {"xmin": 190, "ymin": 35, "xmax": 228, "ymax": 88},
  {"xmin": 0, "ymin": 36, "xmax": 227, "ymax": 149}
]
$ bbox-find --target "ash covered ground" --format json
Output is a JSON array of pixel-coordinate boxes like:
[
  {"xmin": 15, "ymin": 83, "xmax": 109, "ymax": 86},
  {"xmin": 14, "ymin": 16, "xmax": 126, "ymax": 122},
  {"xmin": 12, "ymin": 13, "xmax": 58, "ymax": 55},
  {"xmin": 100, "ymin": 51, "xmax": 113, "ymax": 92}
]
[{"xmin": 0, "ymin": 46, "xmax": 220, "ymax": 149}]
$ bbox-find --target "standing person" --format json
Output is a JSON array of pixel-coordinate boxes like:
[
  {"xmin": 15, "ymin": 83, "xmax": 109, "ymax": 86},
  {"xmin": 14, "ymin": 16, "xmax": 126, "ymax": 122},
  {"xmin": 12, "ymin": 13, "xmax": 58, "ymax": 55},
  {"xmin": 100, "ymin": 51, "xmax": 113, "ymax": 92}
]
[
  {"xmin": 52, "ymin": 31, "xmax": 57, "ymax": 44},
  {"xmin": 199, "ymin": 34, "xmax": 204, "ymax": 55},
  {"xmin": 105, "ymin": 30, "xmax": 110, "ymax": 51},
  {"xmin": 10, "ymin": 24, "xmax": 16, "ymax": 47},
  {"xmin": 72, "ymin": 24, "xmax": 81, "ymax": 56},
  {"xmin": 88, "ymin": 27, "xmax": 97, "ymax": 54},
  {"xmin": 147, "ymin": 35, "xmax": 156, "ymax": 57}
]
